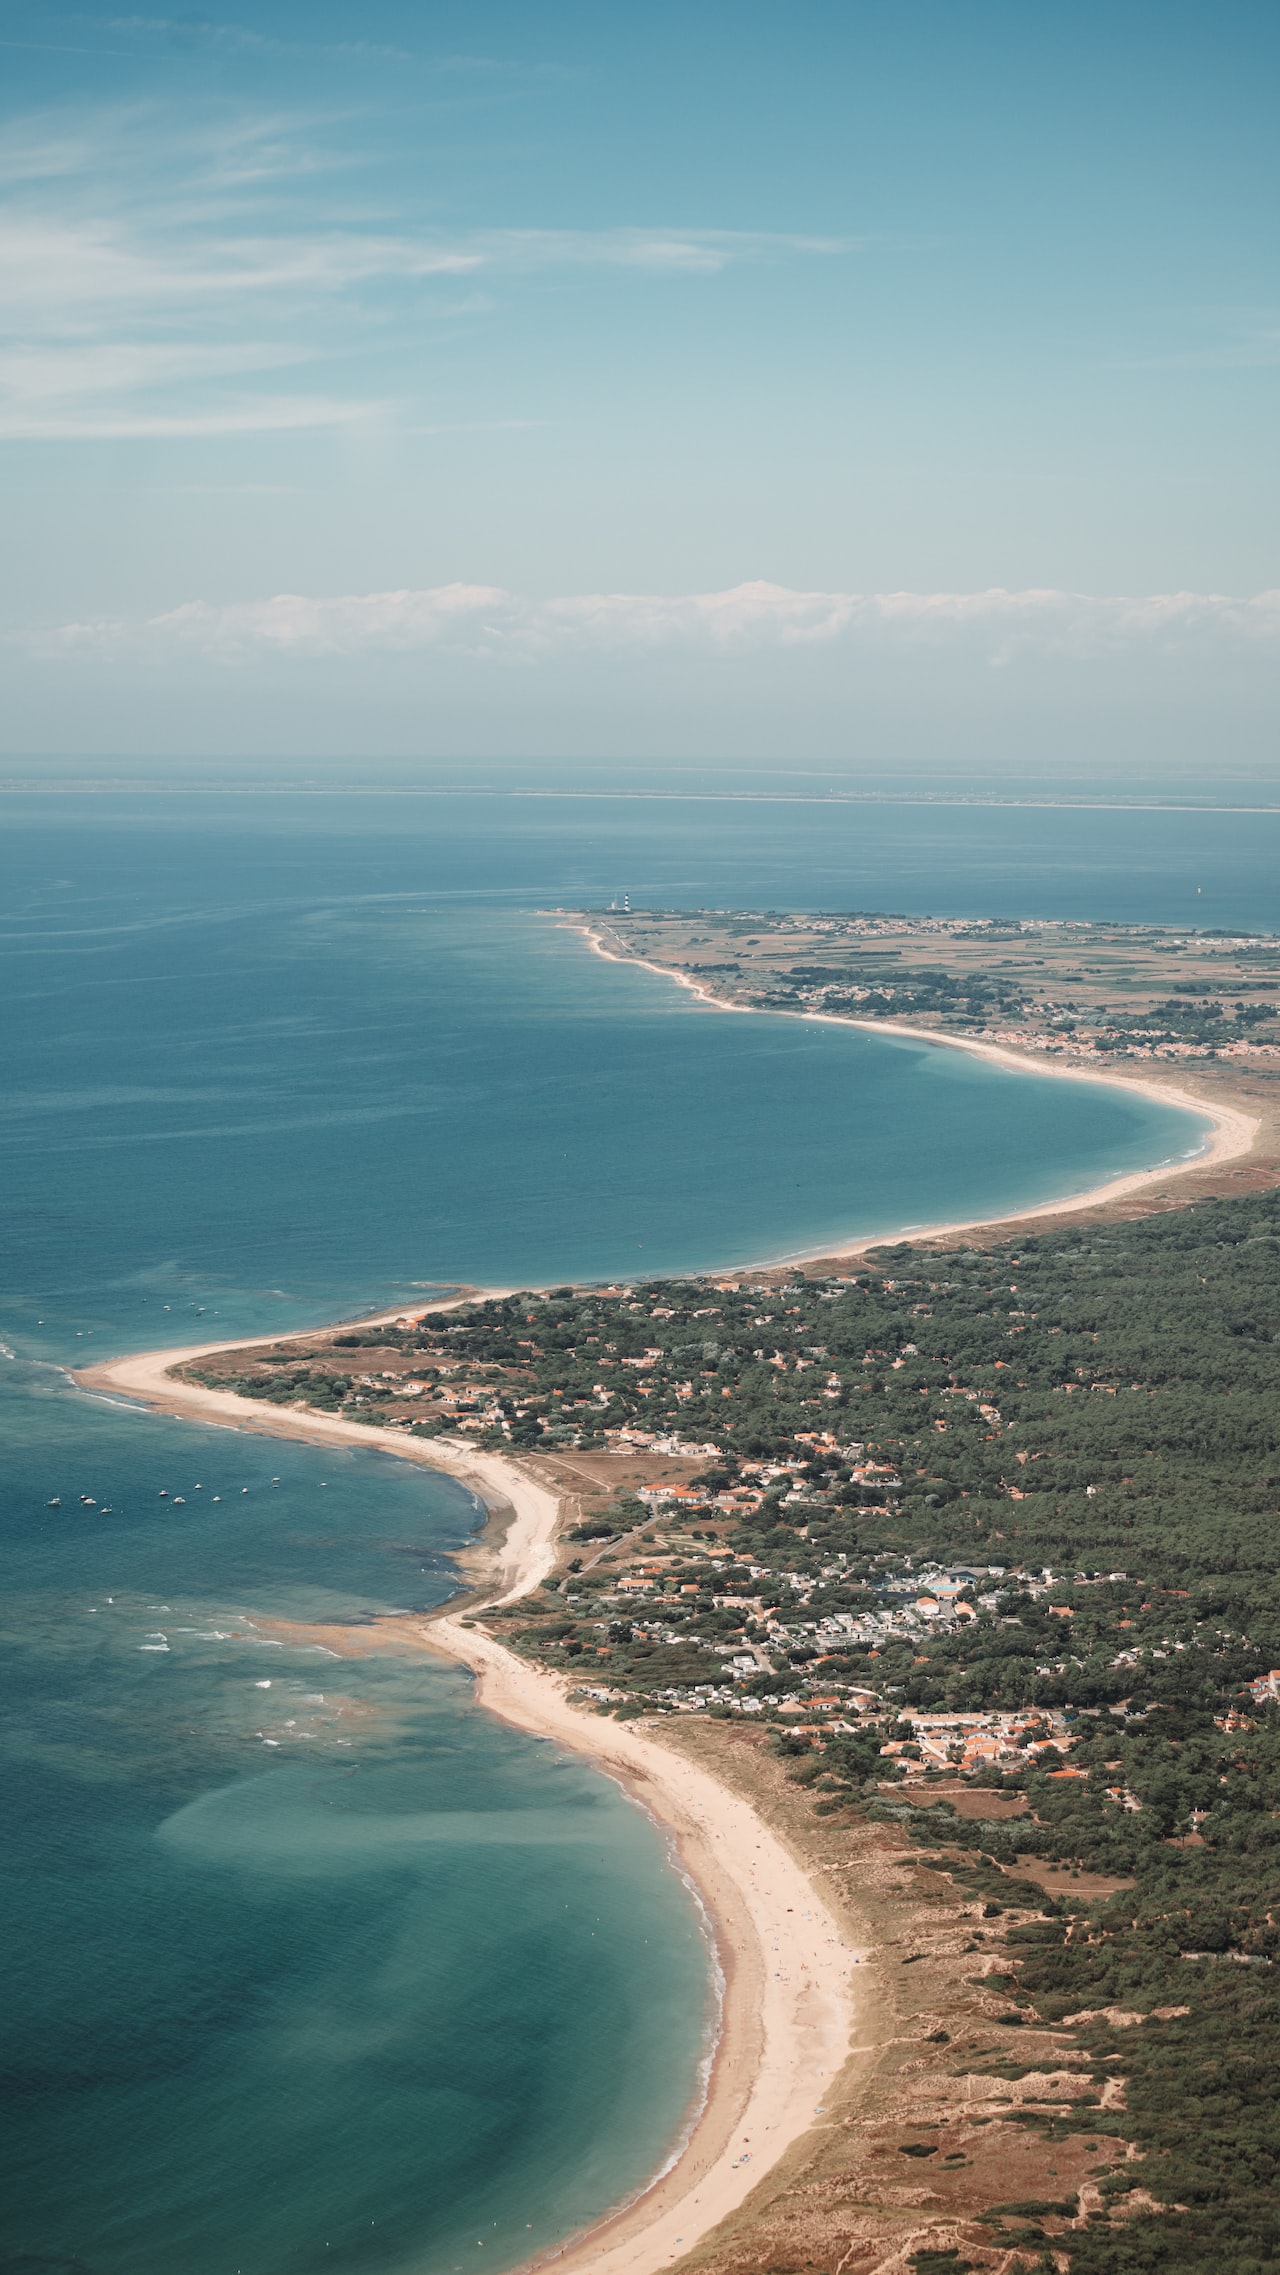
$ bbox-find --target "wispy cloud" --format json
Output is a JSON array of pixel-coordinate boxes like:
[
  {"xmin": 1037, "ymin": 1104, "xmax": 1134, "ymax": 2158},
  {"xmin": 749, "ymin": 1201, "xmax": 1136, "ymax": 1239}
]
[
  {"xmin": 0, "ymin": 214, "xmax": 484, "ymax": 317},
  {"xmin": 461, "ymin": 227, "xmax": 850, "ymax": 275},
  {"xmin": 5, "ymin": 394, "xmax": 375, "ymax": 440},
  {"xmin": 89, "ymin": 16, "xmax": 414, "ymax": 63},
  {"xmin": 87, "ymin": 19, "xmax": 579, "ymax": 74},
  {"xmin": 24, "ymin": 580, "xmax": 1280, "ymax": 663},
  {"xmin": 0, "ymin": 98, "xmax": 852, "ymax": 436}
]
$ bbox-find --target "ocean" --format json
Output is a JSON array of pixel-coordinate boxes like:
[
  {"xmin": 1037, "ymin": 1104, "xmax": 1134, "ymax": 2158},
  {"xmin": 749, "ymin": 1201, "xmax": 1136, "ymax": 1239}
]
[{"xmin": 2, "ymin": 787, "xmax": 1273, "ymax": 2275}]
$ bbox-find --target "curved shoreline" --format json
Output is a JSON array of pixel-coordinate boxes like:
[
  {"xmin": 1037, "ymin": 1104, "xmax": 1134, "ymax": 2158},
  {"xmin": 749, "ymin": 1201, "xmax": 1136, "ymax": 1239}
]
[
  {"xmin": 74, "ymin": 1335, "xmax": 857, "ymax": 2275},
  {"xmin": 569, "ymin": 919, "xmax": 1260, "ymax": 1255},
  {"xmin": 67, "ymin": 951, "xmax": 1262, "ymax": 2274}
]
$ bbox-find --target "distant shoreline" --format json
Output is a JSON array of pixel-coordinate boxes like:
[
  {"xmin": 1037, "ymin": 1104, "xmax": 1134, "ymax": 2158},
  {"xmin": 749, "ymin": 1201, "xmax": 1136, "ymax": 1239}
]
[
  {"xmin": 568, "ymin": 917, "xmax": 1259, "ymax": 1258},
  {"xmin": 74, "ymin": 1332, "xmax": 858, "ymax": 2275},
  {"xmin": 9, "ymin": 776, "xmax": 1280, "ymax": 814}
]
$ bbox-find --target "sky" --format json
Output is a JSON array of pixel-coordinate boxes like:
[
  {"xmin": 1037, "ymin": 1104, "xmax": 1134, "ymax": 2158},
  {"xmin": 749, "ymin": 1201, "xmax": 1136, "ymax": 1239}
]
[{"xmin": 1, "ymin": 0, "xmax": 1278, "ymax": 774}]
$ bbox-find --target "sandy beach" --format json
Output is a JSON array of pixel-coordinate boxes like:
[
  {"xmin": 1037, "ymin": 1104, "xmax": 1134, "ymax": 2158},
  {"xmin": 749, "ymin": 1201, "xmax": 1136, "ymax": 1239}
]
[
  {"xmin": 76, "ymin": 1333, "xmax": 858, "ymax": 2275},
  {"xmin": 69, "ymin": 951, "xmax": 1262, "ymax": 2275},
  {"xmin": 436, "ymin": 1621, "xmax": 856, "ymax": 2275},
  {"xmin": 571, "ymin": 918, "xmax": 1260, "ymax": 1252}
]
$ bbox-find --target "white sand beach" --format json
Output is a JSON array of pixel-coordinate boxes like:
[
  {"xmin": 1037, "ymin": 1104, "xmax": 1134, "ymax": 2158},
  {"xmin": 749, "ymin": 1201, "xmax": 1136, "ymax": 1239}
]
[{"xmin": 76, "ymin": 1333, "xmax": 858, "ymax": 2275}]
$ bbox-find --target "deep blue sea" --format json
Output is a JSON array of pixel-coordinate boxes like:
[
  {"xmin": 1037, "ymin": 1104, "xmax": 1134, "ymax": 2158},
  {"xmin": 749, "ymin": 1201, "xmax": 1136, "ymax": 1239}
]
[{"xmin": 3, "ymin": 788, "xmax": 1275, "ymax": 2275}]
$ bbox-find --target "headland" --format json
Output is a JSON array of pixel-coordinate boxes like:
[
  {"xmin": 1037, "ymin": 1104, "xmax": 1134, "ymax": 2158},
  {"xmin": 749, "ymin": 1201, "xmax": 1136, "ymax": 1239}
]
[{"xmin": 568, "ymin": 910, "xmax": 1274, "ymax": 1249}]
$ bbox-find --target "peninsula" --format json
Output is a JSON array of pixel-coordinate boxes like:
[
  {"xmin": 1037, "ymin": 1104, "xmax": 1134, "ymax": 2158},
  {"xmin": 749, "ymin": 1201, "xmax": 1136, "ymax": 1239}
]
[
  {"xmin": 76, "ymin": 909, "xmax": 1280, "ymax": 2275},
  {"xmin": 571, "ymin": 903, "xmax": 1280, "ymax": 1236}
]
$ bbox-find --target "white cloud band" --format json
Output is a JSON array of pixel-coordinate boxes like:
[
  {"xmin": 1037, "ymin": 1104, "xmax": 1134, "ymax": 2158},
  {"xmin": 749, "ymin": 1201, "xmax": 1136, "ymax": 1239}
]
[{"xmin": 25, "ymin": 580, "xmax": 1280, "ymax": 663}]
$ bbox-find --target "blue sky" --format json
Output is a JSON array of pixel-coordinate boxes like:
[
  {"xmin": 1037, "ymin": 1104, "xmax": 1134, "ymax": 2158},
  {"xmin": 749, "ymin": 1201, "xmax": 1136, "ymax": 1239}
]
[{"xmin": 2, "ymin": 0, "xmax": 1278, "ymax": 766}]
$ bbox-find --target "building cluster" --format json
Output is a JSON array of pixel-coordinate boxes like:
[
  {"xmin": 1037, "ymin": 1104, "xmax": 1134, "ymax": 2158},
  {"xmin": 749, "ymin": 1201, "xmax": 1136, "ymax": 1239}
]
[
  {"xmin": 559, "ymin": 1551, "xmax": 1035, "ymax": 1757},
  {"xmin": 885, "ymin": 1706, "xmax": 1077, "ymax": 1775}
]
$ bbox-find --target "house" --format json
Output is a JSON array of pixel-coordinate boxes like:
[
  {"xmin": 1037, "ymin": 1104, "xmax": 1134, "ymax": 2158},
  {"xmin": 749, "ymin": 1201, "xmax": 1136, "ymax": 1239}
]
[
  {"xmin": 961, "ymin": 1734, "xmax": 1005, "ymax": 1766},
  {"xmin": 1104, "ymin": 1786, "xmax": 1143, "ymax": 1811}
]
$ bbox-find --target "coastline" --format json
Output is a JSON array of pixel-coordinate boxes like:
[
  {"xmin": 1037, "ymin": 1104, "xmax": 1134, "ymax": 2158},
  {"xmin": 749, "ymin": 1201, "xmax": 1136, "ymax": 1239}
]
[
  {"xmin": 433, "ymin": 1619, "xmax": 855, "ymax": 2275},
  {"xmin": 66, "ymin": 930, "xmax": 1267, "ymax": 2275},
  {"xmin": 569, "ymin": 918, "xmax": 1260, "ymax": 1253},
  {"xmin": 75, "ymin": 1333, "xmax": 858, "ymax": 2275}
]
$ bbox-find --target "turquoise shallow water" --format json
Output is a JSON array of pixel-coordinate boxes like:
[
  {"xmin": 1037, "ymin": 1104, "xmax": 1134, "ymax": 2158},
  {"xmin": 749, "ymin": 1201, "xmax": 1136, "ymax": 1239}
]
[
  {"xmin": 1, "ymin": 1363, "xmax": 713, "ymax": 2275},
  {"xmin": 0, "ymin": 792, "xmax": 1242, "ymax": 2275}
]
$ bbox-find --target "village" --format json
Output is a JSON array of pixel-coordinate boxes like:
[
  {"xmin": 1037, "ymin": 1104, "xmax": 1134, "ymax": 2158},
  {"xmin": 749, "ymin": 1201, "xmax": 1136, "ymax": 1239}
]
[
  {"xmin": 508, "ymin": 1517, "xmax": 1135, "ymax": 1785},
  {"xmin": 180, "ymin": 1212, "xmax": 1280, "ymax": 1831},
  {"xmin": 166, "ymin": 1177, "xmax": 1280, "ymax": 2274},
  {"xmin": 580, "ymin": 905, "xmax": 1280, "ymax": 1067}
]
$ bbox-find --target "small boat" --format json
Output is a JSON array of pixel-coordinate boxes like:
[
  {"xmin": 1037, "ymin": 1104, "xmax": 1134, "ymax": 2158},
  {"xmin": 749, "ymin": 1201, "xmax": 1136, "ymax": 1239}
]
[{"xmin": 47, "ymin": 1497, "xmax": 61, "ymax": 1507}]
